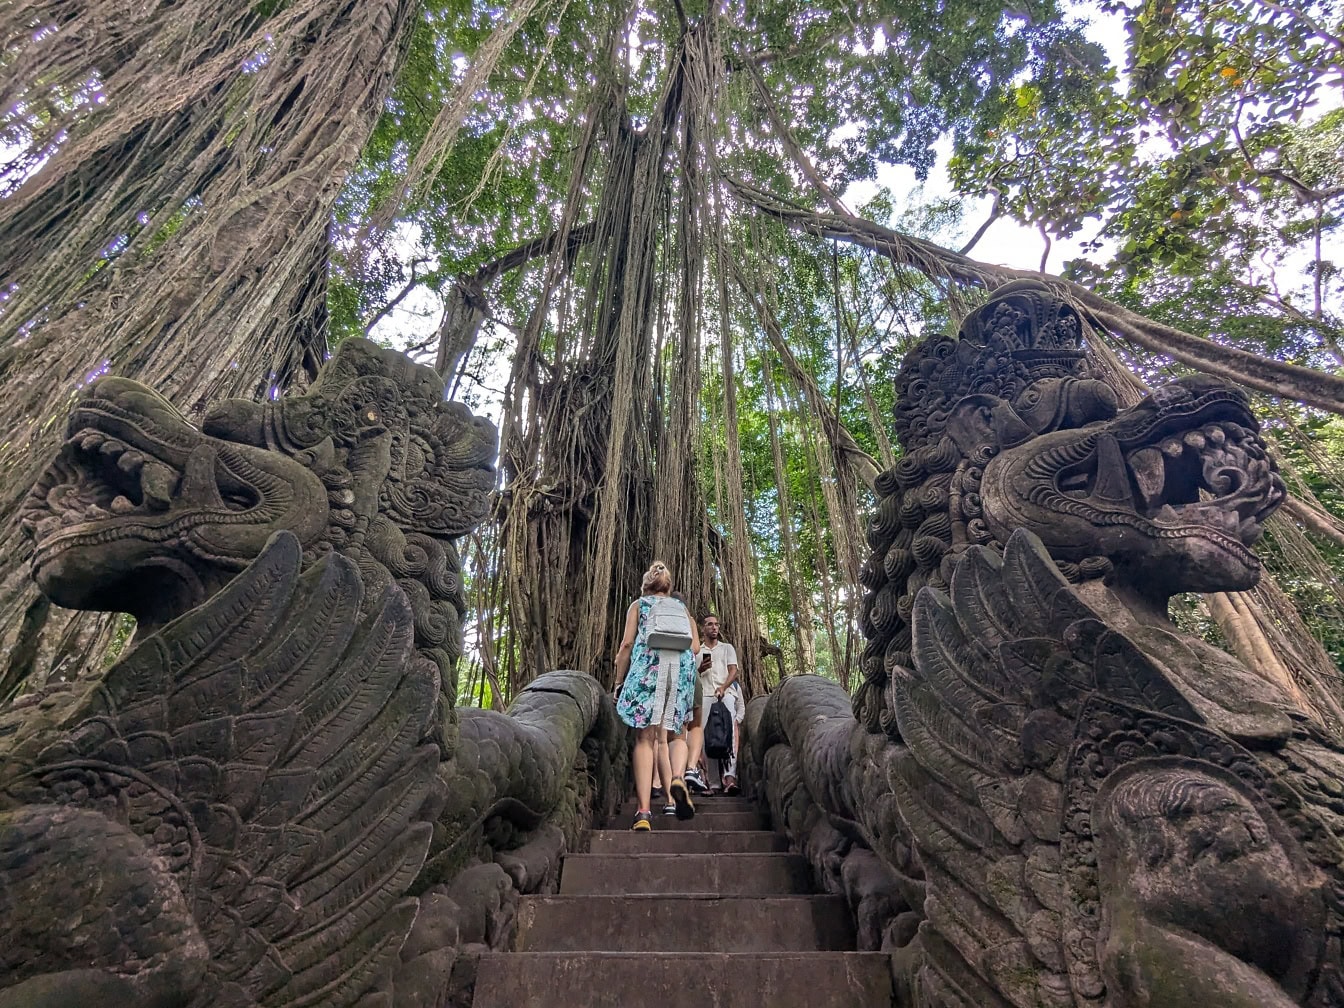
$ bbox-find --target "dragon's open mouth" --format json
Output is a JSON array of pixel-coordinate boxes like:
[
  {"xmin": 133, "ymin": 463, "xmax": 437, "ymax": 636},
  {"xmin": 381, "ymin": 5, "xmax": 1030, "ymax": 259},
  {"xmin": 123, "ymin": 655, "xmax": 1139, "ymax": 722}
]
[
  {"xmin": 18, "ymin": 376, "xmax": 326, "ymax": 623},
  {"xmin": 1053, "ymin": 392, "xmax": 1284, "ymax": 564},
  {"xmin": 22, "ymin": 419, "xmax": 259, "ymax": 569},
  {"xmin": 1124, "ymin": 418, "xmax": 1281, "ymax": 545}
]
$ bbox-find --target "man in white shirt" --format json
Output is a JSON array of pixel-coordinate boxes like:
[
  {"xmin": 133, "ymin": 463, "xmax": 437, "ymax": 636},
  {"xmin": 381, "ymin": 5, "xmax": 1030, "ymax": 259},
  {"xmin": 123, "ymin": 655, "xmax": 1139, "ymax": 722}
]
[{"xmin": 691, "ymin": 614, "xmax": 744, "ymax": 795}]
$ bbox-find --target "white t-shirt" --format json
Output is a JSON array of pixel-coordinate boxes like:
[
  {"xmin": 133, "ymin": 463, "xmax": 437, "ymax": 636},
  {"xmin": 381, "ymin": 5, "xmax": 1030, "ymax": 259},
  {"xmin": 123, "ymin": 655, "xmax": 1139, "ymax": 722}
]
[{"xmin": 699, "ymin": 641, "xmax": 739, "ymax": 692}]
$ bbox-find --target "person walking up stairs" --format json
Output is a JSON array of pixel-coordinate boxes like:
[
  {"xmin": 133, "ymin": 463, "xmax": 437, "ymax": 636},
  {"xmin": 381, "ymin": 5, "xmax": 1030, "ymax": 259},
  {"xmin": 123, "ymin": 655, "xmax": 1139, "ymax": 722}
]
[{"xmin": 472, "ymin": 792, "xmax": 893, "ymax": 1007}]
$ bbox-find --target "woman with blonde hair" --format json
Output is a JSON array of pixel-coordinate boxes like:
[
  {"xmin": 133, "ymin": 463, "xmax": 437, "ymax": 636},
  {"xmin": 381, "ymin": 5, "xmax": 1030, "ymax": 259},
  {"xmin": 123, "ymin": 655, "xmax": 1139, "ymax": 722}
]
[{"xmin": 613, "ymin": 561, "xmax": 699, "ymax": 830}]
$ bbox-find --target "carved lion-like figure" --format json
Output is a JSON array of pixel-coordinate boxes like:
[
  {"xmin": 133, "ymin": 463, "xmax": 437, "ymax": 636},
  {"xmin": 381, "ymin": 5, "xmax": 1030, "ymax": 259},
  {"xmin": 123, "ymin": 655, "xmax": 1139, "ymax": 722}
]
[
  {"xmin": 854, "ymin": 280, "xmax": 1285, "ymax": 734},
  {"xmin": 752, "ymin": 281, "xmax": 1344, "ymax": 1008},
  {"xmin": 20, "ymin": 337, "xmax": 496, "ymax": 705},
  {"xmin": 3, "ymin": 340, "xmax": 623, "ymax": 1007}
]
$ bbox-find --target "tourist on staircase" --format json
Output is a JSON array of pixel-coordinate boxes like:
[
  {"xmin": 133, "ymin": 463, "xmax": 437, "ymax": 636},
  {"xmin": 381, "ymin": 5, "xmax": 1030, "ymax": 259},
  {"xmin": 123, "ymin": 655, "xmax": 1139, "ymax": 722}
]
[
  {"xmin": 694, "ymin": 614, "xmax": 744, "ymax": 795},
  {"xmin": 613, "ymin": 561, "xmax": 700, "ymax": 830}
]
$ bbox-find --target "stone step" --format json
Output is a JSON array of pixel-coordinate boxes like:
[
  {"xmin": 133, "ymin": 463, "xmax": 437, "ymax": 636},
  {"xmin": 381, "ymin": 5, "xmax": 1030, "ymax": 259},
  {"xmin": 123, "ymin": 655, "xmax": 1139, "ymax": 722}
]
[
  {"xmin": 620, "ymin": 797, "xmax": 757, "ymax": 815},
  {"xmin": 615, "ymin": 802, "xmax": 759, "ymax": 826},
  {"xmin": 472, "ymin": 952, "xmax": 893, "ymax": 1007},
  {"xmin": 514, "ymin": 894, "xmax": 855, "ymax": 953},
  {"xmin": 587, "ymin": 830, "xmax": 787, "ymax": 854},
  {"xmin": 561, "ymin": 853, "xmax": 811, "ymax": 895},
  {"xmin": 608, "ymin": 810, "xmax": 765, "ymax": 832}
]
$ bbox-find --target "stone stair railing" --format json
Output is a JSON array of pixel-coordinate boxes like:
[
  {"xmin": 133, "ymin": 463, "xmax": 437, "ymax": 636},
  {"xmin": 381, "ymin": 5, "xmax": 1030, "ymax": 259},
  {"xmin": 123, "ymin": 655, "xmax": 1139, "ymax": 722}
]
[
  {"xmin": 388, "ymin": 669, "xmax": 629, "ymax": 1006},
  {"xmin": 741, "ymin": 676, "xmax": 922, "ymax": 988}
]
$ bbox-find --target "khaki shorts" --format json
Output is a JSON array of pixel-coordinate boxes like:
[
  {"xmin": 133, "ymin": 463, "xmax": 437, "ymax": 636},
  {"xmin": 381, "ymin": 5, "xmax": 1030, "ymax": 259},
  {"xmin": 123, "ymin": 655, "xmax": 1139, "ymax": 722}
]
[{"xmin": 692, "ymin": 675, "xmax": 704, "ymax": 713}]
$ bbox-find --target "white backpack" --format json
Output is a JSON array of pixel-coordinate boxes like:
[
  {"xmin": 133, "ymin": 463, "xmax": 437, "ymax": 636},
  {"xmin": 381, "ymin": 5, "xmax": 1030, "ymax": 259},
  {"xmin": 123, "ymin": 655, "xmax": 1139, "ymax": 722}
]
[{"xmin": 645, "ymin": 596, "xmax": 693, "ymax": 650}]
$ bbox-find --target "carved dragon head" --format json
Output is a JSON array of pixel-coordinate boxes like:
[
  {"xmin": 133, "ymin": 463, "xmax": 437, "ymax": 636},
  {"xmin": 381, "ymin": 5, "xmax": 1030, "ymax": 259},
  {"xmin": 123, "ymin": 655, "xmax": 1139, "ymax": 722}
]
[
  {"xmin": 855, "ymin": 280, "xmax": 1285, "ymax": 732},
  {"xmin": 22, "ymin": 338, "xmax": 497, "ymax": 695},
  {"xmin": 981, "ymin": 373, "xmax": 1283, "ymax": 600}
]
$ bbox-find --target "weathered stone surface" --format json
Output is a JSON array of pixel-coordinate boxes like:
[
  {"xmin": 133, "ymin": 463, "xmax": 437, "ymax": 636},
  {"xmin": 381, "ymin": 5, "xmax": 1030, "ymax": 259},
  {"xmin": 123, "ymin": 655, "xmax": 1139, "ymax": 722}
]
[
  {"xmin": 515, "ymin": 894, "xmax": 856, "ymax": 952},
  {"xmin": 20, "ymin": 338, "xmax": 496, "ymax": 707},
  {"xmin": 425, "ymin": 670, "xmax": 625, "ymax": 887},
  {"xmin": 639, "ymin": 809, "xmax": 765, "ymax": 831},
  {"xmin": 560, "ymin": 852, "xmax": 812, "ymax": 895},
  {"xmin": 478, "ymin": 784, "xmax": 878, "ymax": 1007},
  {"xmin": 0, "ymin": 533, "xmax": 439, "ymax": 1008},
  {"xmin": 586, "ymin": 829, "xmax": 787, "ymax": 854},
  {"xmin": 472, "ymin": 951, "xmax": 894, "ymax": 1008},
  {"xmin": 749, "ymin": 281, "xmax": 1344, "ymax": 1008}
]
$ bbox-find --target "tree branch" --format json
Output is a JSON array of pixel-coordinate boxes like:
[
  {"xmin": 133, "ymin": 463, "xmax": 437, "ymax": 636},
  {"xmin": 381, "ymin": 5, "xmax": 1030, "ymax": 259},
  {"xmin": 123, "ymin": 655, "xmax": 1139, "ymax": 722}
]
[
  {"xmin": 467, "ymin": 219, "xmax": 598, "ymax": 288},
  {"xmin": 726, "ymin": 175, "xmax": 1344, "ymax": 415},
  {"xmin": 742, "ymin": 57, "xmax": 850, "ymax": 217},
  {"xmin": 362, "ymin": 255, "xmax": 431, "ymax": 332},
  {"xmin": 957, "ymin": 188, "xmax": 1002, "ymax": 255},
  {"xmin": 432, "ymin": 220, "xmax": 600, "ymax": 378},
  {"xmin": 1283, "ymin": 495, "xmax": 1344, "ymax": 551},
  {"xmin": 1255, "ymin": 0, "xmax": 1344, "ymax": 56},
  {"xmin": 1258, "ymin": 289, "xmax": 1344, "ymax": 366},
  {"xmin": 1231, "ymin": 112, "xmax": 1344, "ymax": 205}
]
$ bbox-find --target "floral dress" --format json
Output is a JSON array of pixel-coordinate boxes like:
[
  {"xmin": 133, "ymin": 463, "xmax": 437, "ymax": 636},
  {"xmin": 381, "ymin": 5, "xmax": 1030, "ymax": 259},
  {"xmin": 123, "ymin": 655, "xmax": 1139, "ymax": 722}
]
[{"xmin": 616, "ymin": 595, "xmax": 696, "ymax": 730}]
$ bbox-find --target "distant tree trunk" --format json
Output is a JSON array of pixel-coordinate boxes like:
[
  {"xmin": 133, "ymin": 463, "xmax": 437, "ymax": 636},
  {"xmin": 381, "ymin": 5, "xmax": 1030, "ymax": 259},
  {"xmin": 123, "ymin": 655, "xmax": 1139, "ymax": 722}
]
[
  {"xmin": 761, "ymin": 356, "xmax": 816, "ymax": 674},
  {"xmin": 797, "ymin": 410, "xmax": 848, "ymax": 687},
  {"xmin": 709, "ymin": 241, "xmax": 766, "ymax": 698},
  {"xmin": 0, "ymin": 0, "xmax": 417, "ymax": 700}
]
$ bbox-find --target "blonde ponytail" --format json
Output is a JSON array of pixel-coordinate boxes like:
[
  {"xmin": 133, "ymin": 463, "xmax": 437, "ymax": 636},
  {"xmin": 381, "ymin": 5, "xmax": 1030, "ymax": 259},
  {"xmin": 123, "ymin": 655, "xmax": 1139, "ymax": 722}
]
[{"xmin": 641, "ymin": 560, "xmax": 672, "ymax": 594}]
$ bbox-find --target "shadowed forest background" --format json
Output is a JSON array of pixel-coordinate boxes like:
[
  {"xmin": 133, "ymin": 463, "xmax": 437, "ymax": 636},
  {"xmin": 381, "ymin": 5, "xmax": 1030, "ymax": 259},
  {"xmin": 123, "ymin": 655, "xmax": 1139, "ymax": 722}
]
[{"xmin": 0, "ymin": 0, "xmax": 1341, "ymax": 710}]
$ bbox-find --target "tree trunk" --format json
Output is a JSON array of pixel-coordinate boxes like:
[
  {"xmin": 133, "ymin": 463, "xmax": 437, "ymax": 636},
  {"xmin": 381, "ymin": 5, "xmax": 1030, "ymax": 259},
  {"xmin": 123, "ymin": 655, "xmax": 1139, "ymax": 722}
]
[
  {"xmin": 761, "ymin": 356, "xmax": 816, "ymax": 674},
  {"xmin": 709, "ymin": 228, "xmax": 766, "ymax": 697}
]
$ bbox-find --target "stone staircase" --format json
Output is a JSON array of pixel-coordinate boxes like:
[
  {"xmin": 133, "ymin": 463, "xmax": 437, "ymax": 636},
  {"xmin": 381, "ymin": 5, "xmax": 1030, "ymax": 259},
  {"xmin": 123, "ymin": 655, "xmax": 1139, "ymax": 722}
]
[{"xmin": 472, "ymin": 794, "xmax": 893, "ymax": 1007}]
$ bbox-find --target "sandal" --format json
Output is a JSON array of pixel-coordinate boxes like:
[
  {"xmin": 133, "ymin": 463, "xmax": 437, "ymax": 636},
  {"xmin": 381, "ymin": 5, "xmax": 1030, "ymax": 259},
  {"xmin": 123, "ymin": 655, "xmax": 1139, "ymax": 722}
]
[
  {"xmin": 631, "ymin": 810, "xmax": 653, "ymax": 831},
  {"xmin": 669, "ymin": 778, "xmax": 695, "ymax": 820},
  {"xmin": 723, "ymin": 777, "xmax": 740, "ymax": 797}
]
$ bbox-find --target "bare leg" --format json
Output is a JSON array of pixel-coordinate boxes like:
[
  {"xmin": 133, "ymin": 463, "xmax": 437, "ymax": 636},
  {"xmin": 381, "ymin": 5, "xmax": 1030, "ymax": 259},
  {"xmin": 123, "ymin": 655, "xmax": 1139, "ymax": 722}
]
[
  {"xmin": 652, "ymin": 737, "xmax": 667, "ymax": 791},
  {"xmin": 685, "ymin": 712, "xmax": 704, "ymax": 775},
  {"xmin": 669, "ymin": 732, "xmax": 689, "ymax": 780},
  {"xmin": 723, "ymin": 720, "xmax": 742, "ymax": 792},
  {"xmin": 633, "ymin": 726, "xmax": 657, "ymax": 812},
  {"xmin": 655, "ymin": 728, "xmax": 674, "ymax": 799},
  {"xmin": 667, "ymin": 727, "xmax": 695, "ymax": 819}
]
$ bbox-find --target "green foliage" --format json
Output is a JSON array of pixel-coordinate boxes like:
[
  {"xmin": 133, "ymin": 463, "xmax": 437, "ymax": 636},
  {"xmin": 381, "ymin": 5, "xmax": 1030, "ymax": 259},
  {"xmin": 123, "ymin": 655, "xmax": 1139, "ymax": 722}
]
[
  {"xmin": 103, "ymin": 614, "xmax": 137, "ymax": 667},
  {"xmin": 732, "ymin": 0, "xmax": 1103, "ymax": 184},
  {"xmin": 324, "ymin": 0, "xmax": 1344, "ymax": 684},
  {"xmin": 964, "ymin": 0, "xmax": 1344, "ymax": 365}
]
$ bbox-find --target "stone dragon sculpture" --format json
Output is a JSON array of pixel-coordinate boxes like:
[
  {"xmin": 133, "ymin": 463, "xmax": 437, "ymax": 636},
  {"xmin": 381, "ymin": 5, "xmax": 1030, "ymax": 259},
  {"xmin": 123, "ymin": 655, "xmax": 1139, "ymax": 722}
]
[
  {"xmin": 2, "ymin": 338, "xmax": 624, "ymax": 1007},
  {"xmin": 20, "ymin": 336, "xmax": 496, "ymax": 708},
  {"xmin": 748, "ymin": 281, "xmax": 1344, "ymax": 1007}
]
